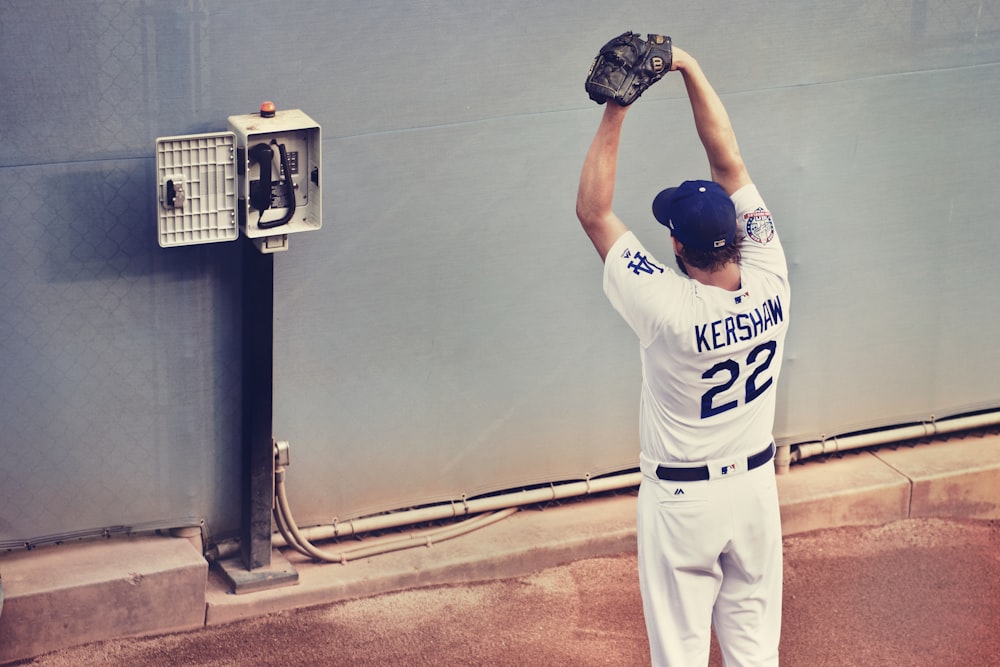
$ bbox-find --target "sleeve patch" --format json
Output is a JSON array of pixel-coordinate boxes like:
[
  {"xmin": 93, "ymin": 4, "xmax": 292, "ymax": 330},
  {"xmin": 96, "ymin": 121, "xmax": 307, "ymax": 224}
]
[
  {"xmin": 743, "ymin": 207, "xmax": 775, "ymax": 245},
  {"xmin": 620, "ymin": 248, "xmax": 664, "ymax": 276}
]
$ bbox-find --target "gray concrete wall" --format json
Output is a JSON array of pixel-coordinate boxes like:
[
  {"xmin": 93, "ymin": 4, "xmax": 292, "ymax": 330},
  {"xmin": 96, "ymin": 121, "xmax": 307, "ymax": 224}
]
[{"xmin": 1, "ymin": 1, "xmax": 998, "ymax": 542}]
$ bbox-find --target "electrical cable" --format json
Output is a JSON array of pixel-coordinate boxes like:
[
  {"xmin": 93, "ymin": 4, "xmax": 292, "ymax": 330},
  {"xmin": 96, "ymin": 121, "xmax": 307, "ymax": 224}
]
[
  {"xmin": 273, "ymin": 464, "xmax": 517, "ymax": 564},
  {"xmin": 258, "ymin": 140, "xmax": 296, "ymax": 229}
]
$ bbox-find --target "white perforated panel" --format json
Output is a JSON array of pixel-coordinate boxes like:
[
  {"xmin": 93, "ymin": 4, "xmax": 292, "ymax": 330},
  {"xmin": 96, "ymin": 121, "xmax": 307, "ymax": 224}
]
[{"xmin": 155, "ymin": 132, "xmax": 238, "ymax": 247}]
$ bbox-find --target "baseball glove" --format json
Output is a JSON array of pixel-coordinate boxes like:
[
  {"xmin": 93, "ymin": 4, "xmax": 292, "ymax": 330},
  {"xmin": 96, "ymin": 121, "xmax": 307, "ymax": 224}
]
[{"xmin": 585, "ymin": 32, "xmax": 673, "ymax": 106}]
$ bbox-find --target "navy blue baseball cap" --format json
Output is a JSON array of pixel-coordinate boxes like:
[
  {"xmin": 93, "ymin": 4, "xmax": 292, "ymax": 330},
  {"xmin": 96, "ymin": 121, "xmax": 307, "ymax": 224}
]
[{"xmin": 652, "ymin": 180, "xmax": 737, "ymax": 251}]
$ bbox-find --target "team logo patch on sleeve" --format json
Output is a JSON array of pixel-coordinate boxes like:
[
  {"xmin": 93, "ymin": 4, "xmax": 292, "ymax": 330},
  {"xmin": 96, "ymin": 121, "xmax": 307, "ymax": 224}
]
[
  {"xmin": 743, "ymin": 208, "xmax": 775, "ymax": 245},
  {"xmin": 626, "ymin": 251, "xmax": 663, "ymax": 276}
]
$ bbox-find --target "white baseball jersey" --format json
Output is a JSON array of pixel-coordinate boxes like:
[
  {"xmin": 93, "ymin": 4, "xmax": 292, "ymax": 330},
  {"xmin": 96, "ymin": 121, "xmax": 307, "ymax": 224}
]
[{"xmin": 603, "ymin": 183, "xmax": 789, "ymax": 464}]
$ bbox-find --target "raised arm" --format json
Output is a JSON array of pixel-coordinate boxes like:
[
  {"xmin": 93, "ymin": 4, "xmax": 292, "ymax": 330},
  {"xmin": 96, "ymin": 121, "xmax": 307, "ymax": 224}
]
[
  {"xmin": 672, "ymin": 47, "xmax": 751, "ymax": 195},
  {"xmin": 576, "ymin": 103, "xmax": 630, "ymax": 262}
]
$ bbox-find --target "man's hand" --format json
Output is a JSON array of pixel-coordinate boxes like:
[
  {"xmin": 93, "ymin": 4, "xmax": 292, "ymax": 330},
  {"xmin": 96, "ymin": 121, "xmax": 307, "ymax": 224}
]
[{"xmin": 669, "ymin": 45, "xmax": 694, "ymax": 73}]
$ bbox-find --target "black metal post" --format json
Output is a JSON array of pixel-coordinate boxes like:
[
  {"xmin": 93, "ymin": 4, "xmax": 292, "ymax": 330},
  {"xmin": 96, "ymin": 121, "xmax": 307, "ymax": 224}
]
[
  {"xmin": 216, "ymin": 238, "xmax": 297, "ymax": 593},
  {"xmin": 241, "ymin": 237, "xmax": 275, "ymax": 570}
]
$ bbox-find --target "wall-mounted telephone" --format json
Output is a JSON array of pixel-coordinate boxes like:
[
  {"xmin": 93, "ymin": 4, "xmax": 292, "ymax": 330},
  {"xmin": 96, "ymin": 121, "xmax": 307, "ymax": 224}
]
[
  {"xmin": 231, "ymin": 105, "xmax": 322, "ymax": 252},
  {"xmin": 155, "ymin": 103, "xmax": 321, "ymax": 253},
  {"xmin": 248, "ymin": 139, "xmax": 297, "ymax": 230}
]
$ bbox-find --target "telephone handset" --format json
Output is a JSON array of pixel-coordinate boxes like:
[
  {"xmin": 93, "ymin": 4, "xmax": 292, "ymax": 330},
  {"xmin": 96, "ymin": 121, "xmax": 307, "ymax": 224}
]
[{"xmin": 248, "ymin": 139, "xmax": 296, "ymax": 230}]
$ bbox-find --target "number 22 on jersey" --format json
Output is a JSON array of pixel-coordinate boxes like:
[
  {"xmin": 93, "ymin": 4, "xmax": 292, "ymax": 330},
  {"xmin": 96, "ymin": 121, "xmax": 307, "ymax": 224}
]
[{"xmin": 700, "ymin": 340, "xmax": 777, "ymax": 419}]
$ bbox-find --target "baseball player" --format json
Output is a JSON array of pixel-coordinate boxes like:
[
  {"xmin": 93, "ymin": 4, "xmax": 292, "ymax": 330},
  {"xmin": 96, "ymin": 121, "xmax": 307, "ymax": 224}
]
[{"xmin": 578, "ymin": 37, "xmax": 789, "ymax": 666}]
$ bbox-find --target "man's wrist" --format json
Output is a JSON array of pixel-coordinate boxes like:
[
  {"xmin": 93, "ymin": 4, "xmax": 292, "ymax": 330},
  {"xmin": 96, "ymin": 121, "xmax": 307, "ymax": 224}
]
[
  {"xmin": 670, "ymin": 47, "xmax": 698, "ymax": 74},
  {"xmin": 604, "ymin": 101, "xmax": 630, "ymax": 119}
]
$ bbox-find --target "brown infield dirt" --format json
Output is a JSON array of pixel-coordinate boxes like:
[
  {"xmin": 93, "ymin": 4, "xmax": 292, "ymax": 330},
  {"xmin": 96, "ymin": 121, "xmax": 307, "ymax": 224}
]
[{"xmin": 12, "ymin": 518, "xmax": 1000, "ymax": 667}]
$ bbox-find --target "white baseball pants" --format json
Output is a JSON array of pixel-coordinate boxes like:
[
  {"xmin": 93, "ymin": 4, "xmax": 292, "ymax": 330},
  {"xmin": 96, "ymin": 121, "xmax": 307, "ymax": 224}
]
[{"xmin": 636, "ymin": 453, "xmax": 782, "ymax": 666}]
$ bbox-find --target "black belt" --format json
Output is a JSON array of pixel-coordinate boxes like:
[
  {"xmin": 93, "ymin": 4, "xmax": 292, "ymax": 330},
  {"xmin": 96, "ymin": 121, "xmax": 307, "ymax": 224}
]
[{"xmin": 655, "ymin": 442, "xmax": 775, "ymax": 482}]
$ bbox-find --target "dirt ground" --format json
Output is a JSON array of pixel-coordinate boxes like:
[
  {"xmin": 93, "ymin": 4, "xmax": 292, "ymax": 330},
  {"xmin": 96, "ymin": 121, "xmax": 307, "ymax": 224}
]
[{"xmin": 11, "ymin": 518, "xmax": 1000, "ymax": 667}]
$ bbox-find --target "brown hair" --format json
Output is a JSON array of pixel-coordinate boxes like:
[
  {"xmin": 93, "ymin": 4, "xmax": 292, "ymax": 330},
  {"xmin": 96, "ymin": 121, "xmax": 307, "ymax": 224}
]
[{"xmin": 678, "ymin": 230, "xmax": 743, "ymax": 273}]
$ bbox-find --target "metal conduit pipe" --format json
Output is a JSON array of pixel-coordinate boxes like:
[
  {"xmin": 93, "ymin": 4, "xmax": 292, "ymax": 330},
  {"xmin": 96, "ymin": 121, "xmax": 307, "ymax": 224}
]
[
  {"xmin": 216, "ymin": 411, "xmax": 998, "ymax": 562},
  {"xmin": 273, "ymin": 482, "xmax": 314, "ymax": 561},
  {"xmin": 272, "ymin": 470, "xmax": 643, "ymax": 549},
  {"xmin": 789, "ymin": 410, "xmax": 1000, "ymax": 464},
  {"xmin": 273, "ymin": 466, "xmax": 519, "ymax": 564}
]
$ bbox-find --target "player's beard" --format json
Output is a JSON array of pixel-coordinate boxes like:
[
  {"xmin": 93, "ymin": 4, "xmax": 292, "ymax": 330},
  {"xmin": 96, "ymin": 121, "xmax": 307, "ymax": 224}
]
[{"xmin": 675, "ymin": 254, "xmax": 690, "ymax": 277}]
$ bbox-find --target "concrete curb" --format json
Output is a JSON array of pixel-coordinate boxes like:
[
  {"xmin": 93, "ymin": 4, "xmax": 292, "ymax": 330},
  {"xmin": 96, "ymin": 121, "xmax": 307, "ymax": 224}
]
[{"xmin": 1, "ymin": 434, "xmax": 998, "ymax": 663}]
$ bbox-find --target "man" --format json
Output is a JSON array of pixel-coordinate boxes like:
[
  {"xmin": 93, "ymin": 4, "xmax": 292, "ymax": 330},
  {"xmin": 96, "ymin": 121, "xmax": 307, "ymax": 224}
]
[{"xmin": 576, "ymin": 45, "xmax": 790, "ymax": 666}]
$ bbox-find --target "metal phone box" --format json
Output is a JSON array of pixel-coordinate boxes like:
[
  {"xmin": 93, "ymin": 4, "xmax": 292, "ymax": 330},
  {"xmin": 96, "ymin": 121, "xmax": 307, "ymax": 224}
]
[{"xmin": 228, "ymin": 106, "xmax": 322, "ymax": 243}]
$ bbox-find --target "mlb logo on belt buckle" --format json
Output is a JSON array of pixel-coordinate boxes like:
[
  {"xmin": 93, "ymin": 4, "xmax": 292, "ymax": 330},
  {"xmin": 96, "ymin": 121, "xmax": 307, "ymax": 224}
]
[{"xmin": 721, "ymin": 463, "xmax": 737, "ymax": 475}]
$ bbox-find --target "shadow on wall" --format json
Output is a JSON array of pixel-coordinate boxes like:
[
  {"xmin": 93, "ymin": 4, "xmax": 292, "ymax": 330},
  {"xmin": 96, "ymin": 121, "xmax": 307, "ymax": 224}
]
[
  {"xmin": 41, "ymin": 160, "xmax": 240, "ymax": 284},
  {"xmin": 0, "ymin": 157, "xmax": 246, "ymax": 545}
]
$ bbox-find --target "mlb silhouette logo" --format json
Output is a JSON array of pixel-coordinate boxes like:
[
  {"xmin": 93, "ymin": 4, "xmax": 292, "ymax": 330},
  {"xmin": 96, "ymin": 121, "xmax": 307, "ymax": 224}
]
[{"xmin": 721, "ymin": 463, "xmax": 737, "ymax": 475}]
